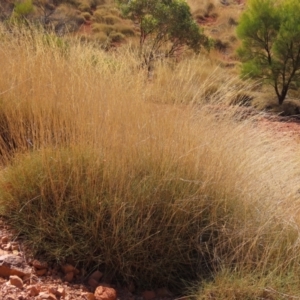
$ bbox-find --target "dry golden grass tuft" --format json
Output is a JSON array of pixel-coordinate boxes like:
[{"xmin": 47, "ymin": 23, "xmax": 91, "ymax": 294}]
[
  {"xmin": 1, "ymin": 25, "xmax": 300, "ymax": 296},
  {"xmin": 196, "ymin": 270, "xmax": 300, "ymax": 299}
]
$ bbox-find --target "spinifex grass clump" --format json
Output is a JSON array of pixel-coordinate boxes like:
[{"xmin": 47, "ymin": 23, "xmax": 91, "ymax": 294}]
[
  {"xmin": 1, "ymin": 118, "xmax": 300, "ymax": 291},
  {"xmin": 0, "ymin": 146, "xmax": 224, "ymax": 288}
]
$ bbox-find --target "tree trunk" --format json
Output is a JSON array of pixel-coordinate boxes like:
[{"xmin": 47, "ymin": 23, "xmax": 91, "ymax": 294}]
[{"xmin": 278, "ymin": 86, "xmax": 289, "ymax": 105}]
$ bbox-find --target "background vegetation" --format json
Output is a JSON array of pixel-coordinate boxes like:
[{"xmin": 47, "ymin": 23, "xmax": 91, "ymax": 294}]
[{"xmin": 237, "ymin": 0, "xmax": 300, "ymax": 105}]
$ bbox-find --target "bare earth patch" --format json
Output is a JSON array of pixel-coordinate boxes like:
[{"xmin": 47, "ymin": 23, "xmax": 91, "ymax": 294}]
[{"xmin": 256, "ymin": 115, "xmax": 300, "ymax": 142}]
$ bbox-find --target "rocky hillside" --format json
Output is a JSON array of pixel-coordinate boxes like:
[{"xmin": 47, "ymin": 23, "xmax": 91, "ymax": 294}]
[{"xmin": 0, "ymin": 0, "xmax": 244, "ymax": 55}]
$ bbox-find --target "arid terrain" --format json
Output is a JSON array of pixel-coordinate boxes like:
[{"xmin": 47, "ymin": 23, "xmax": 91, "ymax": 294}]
[{"xmin": 1, "ymin": 0, "xmax": 300, "ymax": 299}]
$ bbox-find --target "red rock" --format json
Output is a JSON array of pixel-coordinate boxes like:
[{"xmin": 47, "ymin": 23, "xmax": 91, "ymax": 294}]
[
  {"xmin": 83, "ymin": 292, "xmax": 96, "ymax": 300},
  {"xmin": 26, "ymin": 285, "xmax": 40, "ymax": 296},
  {"xmin": 63, "ymin": 271, "xmax": 74, "ymax": 282},
  {"xmin": 56, "ymin": 287, "xmax": 66, "ymax": 297},
  {"xmin": 127, "ymin": 281, "xmax": 135, "ymax": 293},
  {"xmin": 0, "ymin": 249, "xmax": 8, "ymax": 255},
  {"xmin": 37, "ymin": 292, "xmax": 57, "ymax": 300},
  {"xmin": 61, "ymin": 264, "xmax": 75, "ymax": 274},
  {"xmin": 1, "ymin": 236, "xmax": 9, "ymax": 244},
  {"xmin": 35, "ymin": 268, "xmax": 48, "ymax": 276},
  {"xmin": 94, "ymin": 285, "xmax": 117, "ymax": 300},
  {"xmin": 32, "ymin": 260, "xmax": 48, "ymax": 270},
  {"xmin": 47, "ymin": 285, "xmax": 66, "ymax": 297},
  {"xmin": 81, "ymin": 285, "xmax": 90, "ymax": 292},
  {"xmin": 142, "ymin": 290, "xmax": 156, "ymax": 300},
  {"xmin": 0, "ymin": 254, "xmax": 32, "ymax": 278},
  {"xmin": 9, "ymin": 275, "xmax": 23, "ymax": 289},
  {"xmin": 88, "ymin": 277, "xmax": 99, "ymax": 288},
  {"xmin": 156, "ymin": 287, "xmax": 173, "ymax": 297},
  {"xmin": 3, "ymin": 243, "xmax": 12, "ymax": 251},
  {"xmin": 89, "ymin": 270, "xmax": 103, "ymax": 281},
  {"xmin": 73, "ymin": 267, "xmax": 80, "ymax": 275},
  {"xmin": 48, "ymin": 286, "xmax": 57, "ymax": 295},
  {"xmin": 0, "ymin": 277, "xmax": 6, "ymax": 284},
  {"xmin": 11, "ymin": 242, "xmax": 19, "ymax": 251},
  {"xmin": 22, "ymin": 274, "xmax": 32, "ymax": 284}
]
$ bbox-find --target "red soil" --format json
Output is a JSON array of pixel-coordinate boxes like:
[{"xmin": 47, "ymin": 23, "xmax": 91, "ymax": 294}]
[{"xmin": 257, "ymin": 115, "xmax": 300, "ymax": 142}]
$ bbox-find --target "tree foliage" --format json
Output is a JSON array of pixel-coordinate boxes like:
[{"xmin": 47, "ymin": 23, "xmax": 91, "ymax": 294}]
[
  {"xmin": 118, "ymin": 0, "xmax": 208, "ymax": 66},
  {"xmin": 237, "ymin": 0, "xmax": 300, "ymax": 104},
  {"xmin": 13, "ymin": 0, "xmax": 34, "ymax": 20}
]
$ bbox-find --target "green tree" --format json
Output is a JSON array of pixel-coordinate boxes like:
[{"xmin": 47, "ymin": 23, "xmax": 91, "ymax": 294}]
[
  {"xmin": 13, "ymin": 0, "xmax": 34, "ymax": 20},
  {"xmin": 118, "ymin": 0, "xmax": 208, "ymax": 67},
  {"xmin": 237, "ymin": 0, "xmax": 300, "ymax": 105}
]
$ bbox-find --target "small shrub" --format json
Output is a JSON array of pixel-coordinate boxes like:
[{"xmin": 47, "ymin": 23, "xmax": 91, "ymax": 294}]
[
  {"xmin": 92, "ymin": 24, "xmax": 115, "ymax": 36},
  {"xmin": 228, "ymin": 16, "xmax": 238, "ymax": 26},
  {"xmin": 62, "ymin": 0, "xmax": 78, "ymax": 6},
  {"xmin": 228, "ymin": 35, "xmax": 237, "ymax": 43},
  {"xmin": 210, "ymin": 12, "xmax": 219, "ymax": 19},
  {"xmin": 54, "ymin": 3, "xmax": 74, "ymax": 16},
  {"xmin": 109, "ymin": 31, "xmax": 124, "ymax": 42},
  {"xmin": 93, "ymin": 31, "xmax": 108, "ymax": 42},
  {"xmin": 74, "ymin": 14, "xmax": 86, "ymax": 26},
  {"xmin": 282, "ymin": 103, "xmax": 300, "ymax": 116},
  {"xmin": 91, "ymin": 0, "xmax": 106, "ymax": 8},
  {"xmin": 229, "ymin": 92, "xmax": 253, "ymax": 106},
  {"xmin": 193, "ymin": 8, "xmax": 206, "ymax": 21},
  {"xmin": 0, "ymin": 146, "xmax": 225, "ymax": 290},
  {"xmin": 81, "ymin": 11, "xmax": 91, "ymax": 21},
  {"xmin": 78, "ymin": 2, "xmax": 91, "ymax": 12},
  {"xmin": 114, "ymin": 24, "xmax": 135, "ymax": 36},
  {"xmin": 205, "ymin": 2, "xmax": 215, "ymax": 17},
  {"xmin": 92, "ymin": 8, "xmax": 105, "ymax": 22},
  {"xmin": 251, "ymin": 96, "xmax": 278, "ymax": 111},
  {"xmin": 107, "ymin": 7, "xmax": 121, "ymax": 17},
  {"xmin": 13, "ymin": 0, "xmax": 34, "ymax": 18},
  {"xmin": 214, "ymin": 38, "xmax": 229, "ymax": 52},
  {"xmin": 194, "ymin": 2, "xmax": 218, "ymax": 20},
  {"xmin": 273, "ymin": 100, "xmax": 300, "ymax": 116},
  {"xmin": 103, "ymin": 15, "xmax": 121, "ymax": 25}
]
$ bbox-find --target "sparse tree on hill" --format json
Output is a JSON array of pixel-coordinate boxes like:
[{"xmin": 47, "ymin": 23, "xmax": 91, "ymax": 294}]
[
  {"xmin": 118, "ymin": 0, "xmax": 209, "ymax": 68},
  {"xmin": 237, "ymin": 0, "xmax": 300, "ymax": 105}
]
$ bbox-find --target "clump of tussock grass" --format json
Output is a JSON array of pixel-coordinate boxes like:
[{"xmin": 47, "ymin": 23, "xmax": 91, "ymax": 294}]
[
  {"xmin": 114, "ymin": 24, "xmax": 135, "ymax": 36},
  {"xmin": 196, "ymin": 269, "xmax": 300, "ymax": 299},
  {"xmin": 2, "ymin": 105, "xmax": 300, "ymax": 292},
  {"xmin": 91, "ymin": 23, "xmax": 114, "ymax": 34},
  {"xmin": 1, "ymin": 25, "xmax": 300, "ymax": 295},
  {"xmin": 146, "ymin": 56, "xmax": 253, "ymax": 105},
  {"xmin": 190, "ymin": 0, "xmax": 219, "ymax": 21}
]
